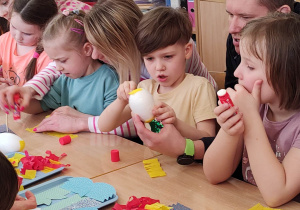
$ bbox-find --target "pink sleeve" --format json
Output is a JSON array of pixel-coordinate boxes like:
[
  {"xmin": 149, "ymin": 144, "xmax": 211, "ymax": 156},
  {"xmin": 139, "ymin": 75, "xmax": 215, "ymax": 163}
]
[
  {"xmin": 88, "ymin": 117, "xmax": 137, "ymax": 138},
  {"xmin": 24, "ymin": 61, "xmax": 62, "ymax": 100},
  {"xmin": 186, "ymin": 40, "xmax": 217, "ymax": 91}
]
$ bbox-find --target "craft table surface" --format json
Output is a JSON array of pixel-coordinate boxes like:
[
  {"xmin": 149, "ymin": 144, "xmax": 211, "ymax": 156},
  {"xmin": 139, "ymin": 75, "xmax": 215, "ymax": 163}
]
[
  {"xmin": 92, "ymin": 155, "xmax": 300, "ymax": 210},
  {"xmin": 0, "ymin": 112, "xmax": 160, "ymax": 181}
]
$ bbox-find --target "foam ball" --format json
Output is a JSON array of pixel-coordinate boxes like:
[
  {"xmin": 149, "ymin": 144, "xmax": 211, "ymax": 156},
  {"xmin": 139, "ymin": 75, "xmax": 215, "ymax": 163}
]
[
  {"xmin": 0, "ymin": 133, "xmax": 25, "ymax": 154},
  {"xmin": 129, "ymin": 88, "xmax": 154, "ymax": 123}
]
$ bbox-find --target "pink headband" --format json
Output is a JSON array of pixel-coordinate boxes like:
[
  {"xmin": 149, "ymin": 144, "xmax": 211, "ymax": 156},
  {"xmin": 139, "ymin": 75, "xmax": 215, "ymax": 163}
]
[{"xmin": 33, "ymin": 52, "xmax": 40, "ymax": 59}]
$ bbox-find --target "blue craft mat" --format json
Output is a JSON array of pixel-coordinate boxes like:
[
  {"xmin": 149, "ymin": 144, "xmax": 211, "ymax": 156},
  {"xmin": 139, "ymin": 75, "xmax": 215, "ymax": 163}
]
[
  {"xmin": 18, "ymin": 176, "xmax": 118, "ymax": 209},
  {"xmin": 6, "ymin": 152, "xmax": 64, "ymax": 187}
]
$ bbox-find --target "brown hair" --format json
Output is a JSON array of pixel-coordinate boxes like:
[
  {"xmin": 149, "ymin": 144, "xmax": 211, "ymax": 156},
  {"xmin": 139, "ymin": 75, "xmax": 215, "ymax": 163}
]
[
  {"xmin": 135, "ymin": 6, "xmax": 192, "ymax": 56},
  {"xmin": 241, "ymin": 12, "xmax": 300, "ymax": 110},
  {"xmin": 0, "ymin": 151, "xmax": 18, "ymax": 210},
  {"xmin": 258, "ymin": 0, "xmax": 294, "ymax": 11},
  {"xmin": 43, "ymin": 10, "xmax": 87, "ymax": 51},
  {"xmin": 84, "ymin": 0, "xmax": 142, "ymax": 84},
  {"xmin": 12, "ymin": 0, "xmax": 57, "ymax": 81}
]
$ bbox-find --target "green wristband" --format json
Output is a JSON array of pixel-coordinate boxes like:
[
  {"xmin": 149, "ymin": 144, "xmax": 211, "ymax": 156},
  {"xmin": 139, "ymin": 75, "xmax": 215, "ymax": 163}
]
[{"xmin": 184, "ymin": 139, "xmax": 195, "ymax": 156}]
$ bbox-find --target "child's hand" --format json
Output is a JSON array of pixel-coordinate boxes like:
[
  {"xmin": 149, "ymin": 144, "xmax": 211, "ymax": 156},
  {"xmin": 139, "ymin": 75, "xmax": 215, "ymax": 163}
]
[
  {"xmin": 117, "ymin": 81, "xmax": 137, "ymax": 101},
  {"xmin": 214, "ymin": 101, "xmax": 244, "ymax": 136},
  {"xmin": 0, "ymin": 86, "xmax": 34, "ymax": 113},
  {"xmin": 152, "ymin": 102, "xmax": 176, "ymax": 124}
]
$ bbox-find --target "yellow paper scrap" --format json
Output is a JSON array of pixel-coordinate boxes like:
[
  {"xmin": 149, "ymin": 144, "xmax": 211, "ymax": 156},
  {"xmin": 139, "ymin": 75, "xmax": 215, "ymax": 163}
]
[
  {"xmin": 15, "ymin": 168, "xmax": 20, "ymax": 175},
  {"xmin": 249, "ymin": 203, "xmax": 281, "ymax": 210},
  {"xmin": 19, "ymin": 185, "xmax": 24, "ymax": 191},
  {"xmin": 145, "ymin": 202, "xmax": 172, "ymax": 210},
  {"xmin": 21, "ymin": 170, "xmax": 37, "ymax": 179},
  {"xmin": 41, "ymin": 166, "xmax": 56, "ymax": 173},
  {"xmin": 26, "ymin": 127, "xmax": 78, "ymax": 139},
  {"xmin": 143, "ymin": 158, "xmax": 166, "ymax": 178},
  {"xmin": 12, "ymin": 153, "xmax": 26, "ymax": 160},
  {"xmin": 49, "ymin": 159, "xmax": 61, "ymax": 165},
  {"xmin": 8, "ymin": 158, "xmax": 19, "ymax": 167}
]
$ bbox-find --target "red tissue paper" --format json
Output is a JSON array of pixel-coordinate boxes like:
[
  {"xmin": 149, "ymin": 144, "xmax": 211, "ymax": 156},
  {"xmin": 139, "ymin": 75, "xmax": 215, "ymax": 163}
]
[{"xmin": 112, "ymin": 196, "xmax": 160, "ymax": 210}]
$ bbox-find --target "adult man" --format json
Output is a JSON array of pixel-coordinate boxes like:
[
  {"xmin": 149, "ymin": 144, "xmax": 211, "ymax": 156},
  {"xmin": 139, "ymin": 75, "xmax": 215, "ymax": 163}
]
[{"xmin": 225, "ymin": 0, "xmax": 300, "ymax": 89}]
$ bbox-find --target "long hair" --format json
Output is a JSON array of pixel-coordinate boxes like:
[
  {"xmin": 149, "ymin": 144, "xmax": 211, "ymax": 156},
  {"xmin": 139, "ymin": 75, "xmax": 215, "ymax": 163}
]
[
  {"xmin": 241, "ymin": 12, "xmax": 300, "ymax": 110},
  {"xmin": 84, "ymin": 0, "xmax": 142, "ymax": 84},
  {"xmin": 0, "ymin": 152, "xmax": 18, "ymax": 210},
  {"xmin": 12, "ymin": 0, "xmax": 57, "ymax": 81}
]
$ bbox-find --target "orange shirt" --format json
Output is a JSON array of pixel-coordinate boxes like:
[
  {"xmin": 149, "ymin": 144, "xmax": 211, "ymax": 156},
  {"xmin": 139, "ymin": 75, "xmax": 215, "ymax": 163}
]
[{"xmin": 0, "ymin": 32, "xmax": 52, "ymax": 86}]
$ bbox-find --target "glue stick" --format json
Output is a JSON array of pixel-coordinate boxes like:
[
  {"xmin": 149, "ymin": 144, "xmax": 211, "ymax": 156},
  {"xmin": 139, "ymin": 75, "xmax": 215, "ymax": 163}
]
[
  {"xmin": 217, "ymin": 89, "xmax": 234, "ymax": 107},
  {"xmin": 13, "ymin": 94, "xmax": 21, "ymax": 120}
]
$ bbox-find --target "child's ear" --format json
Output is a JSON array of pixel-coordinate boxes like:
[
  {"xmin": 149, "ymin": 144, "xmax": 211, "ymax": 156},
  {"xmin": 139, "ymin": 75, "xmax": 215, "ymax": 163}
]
[
  {"xmin": 277, "ymin": 5, "xmax": 291, "ymax": 13},
  {"xmin": 83, "ymin": 42, "xmax": 93, "ymax": 56},
  {"xmin": 185, "ymin": 42, "xmax": 193, "ymax": 60}
]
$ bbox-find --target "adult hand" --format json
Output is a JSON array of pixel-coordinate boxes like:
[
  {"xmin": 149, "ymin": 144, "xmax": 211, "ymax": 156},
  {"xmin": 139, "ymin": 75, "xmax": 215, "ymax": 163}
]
[
  {"xmin": 11, "ymin": 191, "xmax": 37, "ymax": 210},
  {"xmin": 132, "ymin": 113, "xmax": 185, "ymax": 157},
  {"xmin": 152, "ymin": 102, "xmax": 176, "ymax": 124},
  {"xmin": 34, "ymin": 107, "xmax": 90, "ymax": 133}
]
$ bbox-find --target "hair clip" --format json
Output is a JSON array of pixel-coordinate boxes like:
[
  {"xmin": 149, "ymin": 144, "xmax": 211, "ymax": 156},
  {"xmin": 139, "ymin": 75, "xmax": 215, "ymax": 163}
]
[
  {"xmin": 71, "ymin": 28, "xmax": 84, "ymax": 35},
  {"xmin": 72, "ymin": 10, "xmax": 80, "ymax": 15},
  {"xmin": 62, "ymin": 9, "xmax": 70, "ymax": 16},
  {"xmin": 74, "ymin": 19, "xmax": 84, "ymax": 26}
]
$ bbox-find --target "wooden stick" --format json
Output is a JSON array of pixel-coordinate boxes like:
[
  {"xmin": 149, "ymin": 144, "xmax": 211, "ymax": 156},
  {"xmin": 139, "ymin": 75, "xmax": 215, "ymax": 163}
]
[{"xmin": 6, "ymin": 114, "xmax": 8, "ymax": 132}]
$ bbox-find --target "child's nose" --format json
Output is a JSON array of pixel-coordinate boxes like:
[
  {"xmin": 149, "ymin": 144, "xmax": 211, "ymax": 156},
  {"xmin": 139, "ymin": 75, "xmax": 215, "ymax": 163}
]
[{"xmin": 155, "ymin": 62, "xmax": 165, "ymax": 71}]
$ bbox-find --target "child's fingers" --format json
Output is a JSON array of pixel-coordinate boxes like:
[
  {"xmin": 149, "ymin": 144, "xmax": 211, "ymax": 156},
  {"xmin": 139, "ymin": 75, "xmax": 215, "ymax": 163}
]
[
  {"xmin": 219, "ymin": 112, "xmax": 243, "ymax": 133},
  {"xmin": 216, "ymin": 106, "xmax": 239, "ymax": 125},
  {"xmin": 227, "ymin": 118, "xmax": 244, "ymax": 136},
  {"xmin": 214, "ymin": 103, "xmax": 230, "ymax": 117}
]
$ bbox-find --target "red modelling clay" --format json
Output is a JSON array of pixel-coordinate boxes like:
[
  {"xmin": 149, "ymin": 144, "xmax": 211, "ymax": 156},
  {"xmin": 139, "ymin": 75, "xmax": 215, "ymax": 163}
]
[{"xmin": 59, "ymin": 135, "xmax": 71, "ymax": 145}]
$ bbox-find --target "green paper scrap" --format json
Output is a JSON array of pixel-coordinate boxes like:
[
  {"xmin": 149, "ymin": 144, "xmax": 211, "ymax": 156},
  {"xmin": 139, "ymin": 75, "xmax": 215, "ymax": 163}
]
[
  {"xmin": 149, "ymin": 120, "xmax": 163, "ymax": 133},
  {"xmin": 36, "ymin": 185, "xmax": 70, "ymax": 206},
  {"xmin": 43, "ymin": 194, "xmax": 83, "ymax": 210}
]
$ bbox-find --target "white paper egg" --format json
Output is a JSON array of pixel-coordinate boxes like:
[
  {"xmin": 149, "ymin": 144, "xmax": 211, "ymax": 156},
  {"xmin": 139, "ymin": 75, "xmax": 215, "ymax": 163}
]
[
  {"xmin": 129, "ymin": 88, "xmax": 154, "ymax": 123},
  {"xmin": 0, "ymin": 133, "xmax": 25, "ymax": 154}
]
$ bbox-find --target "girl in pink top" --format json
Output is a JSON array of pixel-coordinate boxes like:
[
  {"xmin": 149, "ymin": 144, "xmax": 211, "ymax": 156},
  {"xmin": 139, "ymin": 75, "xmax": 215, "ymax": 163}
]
[{"xmin": 0, "ymin": 0, "xmax": 57, "ymax": 87}]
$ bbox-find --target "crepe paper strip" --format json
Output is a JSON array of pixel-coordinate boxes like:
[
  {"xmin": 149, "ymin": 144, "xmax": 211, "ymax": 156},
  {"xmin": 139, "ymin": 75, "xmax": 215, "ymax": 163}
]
[
  {"xmin": 248, "ymin": 203, "xmax": 282, "ymax": 210},
  {"xmin": 149, "ymin": 119, "xmax": 164, "ymax": 133},
  {"xmin": 19, "ymin": 150, "xmax": 69, "ymax": 175},
  {"xmin": 17, "ymin": 176, "xmax": 23, "ymax": 189},
  {"xmin": 21, "ymin": 169, "xmax": 37, "ymax": 179},
  {"xmin": 26, "ymin": 126, "xmax": 78, "ymax": 139},
  {"xmin": 112, "ymin": 196, "xmax": 160, "ymax": 210},
  {"xmin": 145, "ymin": 203, "xmax": 172, "ymax": 210},
  {"xmin": 143, "ymin": 158, "xmax": 166, "ymax": 178},
  {"xmin": 169, "ymin": 202, "xmax": 192, "ymax": 210},
  {"xmin": 41, "ymin": 166, "xmax": 56, "ymax": 173}
]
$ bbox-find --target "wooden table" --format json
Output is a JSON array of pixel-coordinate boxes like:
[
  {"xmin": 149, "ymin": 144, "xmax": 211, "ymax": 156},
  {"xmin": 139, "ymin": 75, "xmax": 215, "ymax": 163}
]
[
  {"xmin": 0, "ymin": 112, "xmax": 160, "ymax": 179},
  {"xmin": 92, "ymin": 155, "xmax": 300, "ymax": 210},
  {"xmin": 2, "ymin": 112, "xmax": 300, "ymax": 209}
]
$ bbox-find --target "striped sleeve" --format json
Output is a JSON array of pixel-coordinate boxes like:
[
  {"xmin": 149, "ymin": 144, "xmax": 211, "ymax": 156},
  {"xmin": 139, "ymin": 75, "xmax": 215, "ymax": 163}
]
[
  {"xmin": 88, "ymin": 116, "xmax": 137, "ymax": 138},
  {"xmin": 186, "ymin": 40, "xmax": 217, "ymax": 91},
  {"xmin": 23, "ymin": 62, "xmax": 62, "ymax": 100}
]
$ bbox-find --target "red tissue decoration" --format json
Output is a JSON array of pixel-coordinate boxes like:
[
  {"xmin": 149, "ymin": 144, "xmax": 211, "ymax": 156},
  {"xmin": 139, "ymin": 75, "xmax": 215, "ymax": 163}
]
[
  {"xmin": 19, "ymin": 150, "xmax": 70, "ymax": 175},
  {"xmin": 112, "ymin": 196, "xmax": 160, "ymax": 210}
]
